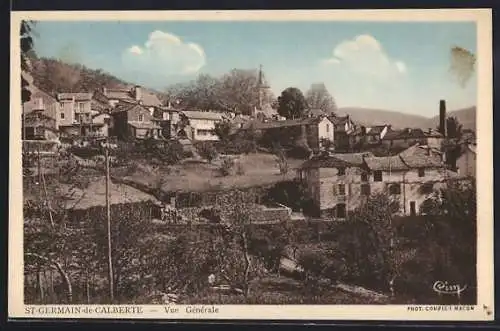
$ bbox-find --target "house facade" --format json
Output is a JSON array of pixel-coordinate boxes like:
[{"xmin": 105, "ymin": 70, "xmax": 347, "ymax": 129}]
[
  {"xmin": 297, "ymin": 146, "xmax": 454, "ymax": 219},
  {"xmin": 98, "ymin": 85, "xmax": 163, "ymax": 115},
  {"xmin": 456, "ymin": 144, "xmax": 476, "ymax": 178},
  {"xmin": 252, "ymin": 116, "xmax": 334, "ymax": 151},
  {"xmin": 57, "ymin": 92, "xmax": 95, "ymax": 137},
  {"xmin": 179, "ymin": 110, "xmax": 223, "ymax": 141},
  {"xmin": 328, "ymin": 115, "xmax": 356, "ymax": 151},
  {"xmin": 111, "ymin": 102, "xmax": 161, "ymax": 140}
]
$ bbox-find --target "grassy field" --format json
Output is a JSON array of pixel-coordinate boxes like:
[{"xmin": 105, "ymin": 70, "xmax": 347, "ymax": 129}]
[{"xmin": 124, "ymin": 152, "xmax": 305, "ymax": 193}]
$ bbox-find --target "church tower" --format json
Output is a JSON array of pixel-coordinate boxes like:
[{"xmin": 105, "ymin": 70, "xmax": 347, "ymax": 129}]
[{"xmin": 257, "ymin": 64, "xmax": 269, "ymax": 111}]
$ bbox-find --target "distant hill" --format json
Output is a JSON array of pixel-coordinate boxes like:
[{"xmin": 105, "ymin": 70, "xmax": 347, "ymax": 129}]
[
  {"xmin": 422, "ymin": 106, "xmax": 476, "ymax": 131},
  {"xmin": 30, "ymin": 57, "xmax": 131, "ymax": 96},
  {"xmin": 337, "ymin": 107, "xmax": 429, "ymax": 129},
  {"xmin": 337, "ymin": 106, "xmax": 476, "ymax": 131}
]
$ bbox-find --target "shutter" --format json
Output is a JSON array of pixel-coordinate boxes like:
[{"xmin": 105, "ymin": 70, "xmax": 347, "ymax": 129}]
[
  {"xmin": 348, "ymin": 183, "xmax": 352, "ymax": 196},
  {"xmin": 332, "ymin": 184, "xmax": 337, "ymax": 196}
]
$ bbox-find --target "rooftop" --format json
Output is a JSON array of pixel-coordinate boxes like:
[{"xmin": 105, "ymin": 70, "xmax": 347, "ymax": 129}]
[
  {"xmin": 299, "ymin": 154, "xmax": 354, "ymax": 169},
  {"xmin": 128, "ymin": 121, "xmax": 162, "ymax": 129},
  {"xmin": 57, "ymin": 93, "xmax": 93, "ymax": 101},
  {"xmin": 329, "ymin": 152, "xmax": 374, "ymax": 167},
  {"xmin": 181, "ymin": 110, "xmax": 224, "ymax": 121},
  {"xmin": 364, "ymin": 155, "xmax": 409, "ymax": 171},
  {"xmin": 252, "ymin": 117, "xmax": 325, "ymax": 130},
  {"xmin": 398, "ymin": 144, "xmax": 443, "ymax": 168}
]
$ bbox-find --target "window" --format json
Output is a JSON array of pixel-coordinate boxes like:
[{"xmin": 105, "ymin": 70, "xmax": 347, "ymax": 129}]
[
  {"xmin": 326, "ymin": 124, "xmax": 330, "ymax": 133},
  {"xmin": 338, "ymin": 184, "xmax": 346, "ymax": 196},
  {"xmin": 361, "ymin": 173, "xmax": 368, "ymax": 182},
  {"xmin": 60, "ymin": 112, "xmax": 65, "ymax": 119},
  {"xmin": 337, "ymin": 167, "xmax": 345, "ymax": 176},
  {"xmin": 361, "ymin": 184, "xmax": 371, "ymax": 196},
  {"xmin": 138, "ymin": 114, "xmax": 144, "ymax": 122},
  {"xmin": 374, "ymin": 170, "xmax": 383, "ymax": 182},
  {"xmin": 418, "ymin": 168, "xmax": 425, "ymax": 177},
  {"xmin": 389, "ymin": 183, "xmax": 401, "ymax": 195}
]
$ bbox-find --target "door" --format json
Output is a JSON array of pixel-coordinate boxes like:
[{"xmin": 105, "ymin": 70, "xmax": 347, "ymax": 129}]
[
  {"xmin": 336, "ymin": 203, "xmax": 346, "ymax": 219},
  {"xmin": 410, "ymin": 201, "xmax": 416, "ymax": 216}
]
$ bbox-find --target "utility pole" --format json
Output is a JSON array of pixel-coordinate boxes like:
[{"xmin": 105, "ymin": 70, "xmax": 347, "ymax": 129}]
[{"xmin": 104, "ymin": 139, "xmax": 114, "ymax": 303}]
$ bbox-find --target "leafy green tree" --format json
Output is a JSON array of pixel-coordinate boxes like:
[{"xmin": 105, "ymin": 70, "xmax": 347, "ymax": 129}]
[
  {"xmin": 214, "ymin": 121, "xmax": 232, "ymax": 143},
  {"xmin": 446, "ymin": 116, "xmax": 463, "ymax": 139},
  {"xmin": 21, "ymin": 20, "xmax": 36, "ymax": 103},
  {"xmin": 277, "ymin": 87, "xmax": 308, "ymax": 119},
  {"xmin": 196, "ymin": 142, "xmax": 218, "ymax": 163}
]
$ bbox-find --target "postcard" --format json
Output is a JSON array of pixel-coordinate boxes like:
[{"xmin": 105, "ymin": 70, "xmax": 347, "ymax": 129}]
[{"xmin": 9, "ymin": 9, "xmax": 493, "ymax": 321}]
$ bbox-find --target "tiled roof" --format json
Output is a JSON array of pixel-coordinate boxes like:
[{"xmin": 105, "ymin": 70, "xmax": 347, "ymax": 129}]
[
  {"xmin": 399, "ymin": 145, "xmax": 443, "ymax": 168},
  {"xmin": 57, "ymin": 93, "xmax": 93, "ymax": 101},
  {"xmin": 382, "ymin": 128, "xmax": 426, "ymax": 140},
  {"xmin": 23, "ymin": 112, "xmax": 57, "ymax": 127},
  {"xmin": 181, "ymin": 110, "xmax": 223, "ymax": 121},
  {"xmin": 140, "ymin": 91, "xmax": 163, "ymax": 107},
  {"xmin": 128, "ymin": 121, "xmax": 161, "ymax": 129},
  {"xmin": 300, "ymin": 155, "xmax": 353, "ymax": 169},
  {"xmin": 105, "ymin": 89, "xmax": 134, "ymax": 101},
  {"xmin": 364, "ymin": 155, "xmax": 409, "ymax": 171},
  {"xmin": 252, "ymin": 117, "xmax": 324, "ymax": 130},
  {"xmin": 367, "ymin": 125, "xmax": 387, "ymax": 136},
  {"xmin": 329, "ymin": 152, "xmax": 374, "ymax": 167},
  {"xmin": 104, "ymin": 88, "xmax": 162, "ymax": 107},
  {"xmin": 111, "ymin": 102, "xmax": 148, "ymax": 114}
]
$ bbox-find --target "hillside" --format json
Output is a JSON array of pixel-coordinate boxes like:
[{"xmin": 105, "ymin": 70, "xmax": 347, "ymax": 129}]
[
  {"xmin": 337, "ymin": 107, "xmax": 429, "ymax": 129},
  {"xmin": 422, "ymin": 106, "xmax": 476, "ymax": 131},
  {"xmin": 338, "ymin": 106, "xmax": 476, "ymax": 131}
]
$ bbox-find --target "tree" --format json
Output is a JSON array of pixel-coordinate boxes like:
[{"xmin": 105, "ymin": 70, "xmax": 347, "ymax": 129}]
[
  {"xmin": 21, "ymin": 20, "xmax": 36, "ymax": 103},
  {"xmin": 214, "ymin": 121, "xmax": 232, "ymax": 143},
  {"xmin": 217, "ymin": 68, "xmax": 274, "ymax": 115},
  {"xmin": 305, "ymin": 83, "xmax": 338, "ymax": 116},
  {"xmin": 446, "ymin": 116, "xmax": 463, "ymax": 139},
  {"xmin": 277, "ymin": 87, "xmax": 308, "ymax": 120},
  {"xmin": 196, "ymin": 142, "xmax": 218, "ymax": 163},
  {"xmin": 274, "ymin": 145, "xmax": 289, "ymax": 176},
  {"xmin": 167, "ymin": 74, "xmax": 222, "ymax": 111},
  {"xmin": 449, "ymin": 46, "xmax": 476, "ymax": 88},
  {"xmin": 336, "ymin": 193, "xmax": 399, "ymax": 292}
]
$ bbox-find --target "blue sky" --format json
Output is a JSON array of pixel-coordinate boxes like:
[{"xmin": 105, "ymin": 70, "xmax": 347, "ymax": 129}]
[{"xmin": 32, "ymin": 20, "xmax": 477, "ymax": 117}]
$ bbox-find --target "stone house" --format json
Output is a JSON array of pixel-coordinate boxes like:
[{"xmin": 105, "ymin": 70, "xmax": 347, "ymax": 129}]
[
  {"xmin": 328, "ymin": 115, "xmax": 356, "ymax": 151},
  {"xmin": 456, "ymin": 143, "xmax": 476, "ymax": 178},
  {"xmin": 178, "ymin": 110, "xmax": 224, "ymax": 141},
  {"xmin": 110, "ymin": 102, "xmax": 162, "ymax": 140},
  {"xmin": 351, "ymin": 124, "xmax": 391, "ymax": 146},
  {"xmin": 251, "ymin": 116, "xmax": 334, "ymax": 151},
  {"xmin": 381, "ymin": 128, "xmax": 444, "ymax": 150},
  {"xmin": 96, "ymin": 85, "xmax": 163, "ymax": 115},
  {"xmin": 297, "ymin": 146, "xmax": 456, "ymax": 219}
]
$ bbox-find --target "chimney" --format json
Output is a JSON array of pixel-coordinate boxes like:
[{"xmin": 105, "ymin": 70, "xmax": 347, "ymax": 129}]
[
  {"xmin": 439, "ymin": 99, "xmax": 446, "ymax": 137},
  {"xmin": 427, "ymin": 128, "xmax": 432, "ymax": 134},
  {"xmin": 102, "ymin": 86, "xmax": 107, "ymax": 96},
  {"xmin": 134, "ymin": 85, "xmax": 142, "ymax": 101}
]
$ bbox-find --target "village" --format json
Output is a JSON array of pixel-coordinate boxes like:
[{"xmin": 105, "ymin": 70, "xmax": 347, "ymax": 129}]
[{"xmin": 22, "ymin": 64, "xmax": 476, "ymax": 222}]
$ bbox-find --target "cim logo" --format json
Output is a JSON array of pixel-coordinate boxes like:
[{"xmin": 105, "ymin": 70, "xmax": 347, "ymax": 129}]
[{"xmin": 432, "ymin": 281, "xmax": 467, "ymax": 295}]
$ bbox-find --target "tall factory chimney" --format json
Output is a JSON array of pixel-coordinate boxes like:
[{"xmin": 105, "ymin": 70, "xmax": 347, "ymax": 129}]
[{"xmin": 439, "ymin": 99, "xmax": 446, "ymax": 137}]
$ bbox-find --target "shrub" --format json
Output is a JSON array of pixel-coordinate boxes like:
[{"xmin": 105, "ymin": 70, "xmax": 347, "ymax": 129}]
[
  {"xmin": 197, "ymin": 142, "xmax": 218, "ymax": 163},
  {"xmin": 236, "ymin": 162, "xmax": 246, "ymax": 176},
  {"xmin": 219, "ymin": 157, "xmax": 235, "ymax": 177}
]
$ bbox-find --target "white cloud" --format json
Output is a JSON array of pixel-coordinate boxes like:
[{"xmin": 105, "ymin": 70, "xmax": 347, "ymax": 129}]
[
  {"xmin": 123, "ymin": 30, "xmax": 206, "ymax": 76},
  {"xmin": 323, "ymin": 34, "xmax": 406, "ymax": 78},
  {"xmin": 128, "ymin": 45, "xmax": 143, "ymax": 55}
]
